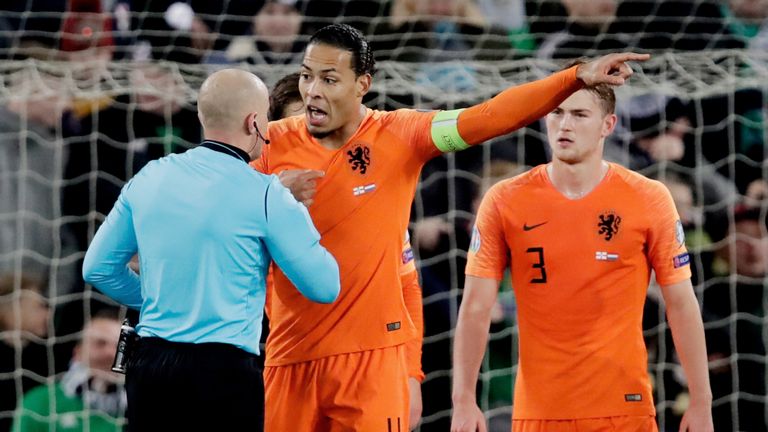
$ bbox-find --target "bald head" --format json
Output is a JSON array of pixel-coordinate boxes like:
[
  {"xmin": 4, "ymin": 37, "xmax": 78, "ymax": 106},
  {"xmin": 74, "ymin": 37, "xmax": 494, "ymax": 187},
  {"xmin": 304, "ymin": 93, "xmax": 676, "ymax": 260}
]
[{"xmin": 197, "ymin": 69, "xmax": 269, "ymax": 131}]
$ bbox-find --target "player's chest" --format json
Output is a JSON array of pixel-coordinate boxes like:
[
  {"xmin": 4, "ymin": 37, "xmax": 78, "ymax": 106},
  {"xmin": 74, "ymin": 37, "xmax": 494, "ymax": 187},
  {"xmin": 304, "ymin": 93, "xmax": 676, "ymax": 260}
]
[
  {"xmin": 505, "ymin": 202, "xmax": 646, "ymax": 266},
  {"xmin": 270, "ymin": 134, "xmax": 414, "ymax": 195}
]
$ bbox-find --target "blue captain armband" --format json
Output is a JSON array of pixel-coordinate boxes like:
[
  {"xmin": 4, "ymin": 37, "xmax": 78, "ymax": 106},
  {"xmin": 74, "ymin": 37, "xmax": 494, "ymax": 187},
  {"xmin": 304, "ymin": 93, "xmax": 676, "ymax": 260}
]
[{"xmin": 431, "ymin": 109, "xmax": 469, "ymax": 153}]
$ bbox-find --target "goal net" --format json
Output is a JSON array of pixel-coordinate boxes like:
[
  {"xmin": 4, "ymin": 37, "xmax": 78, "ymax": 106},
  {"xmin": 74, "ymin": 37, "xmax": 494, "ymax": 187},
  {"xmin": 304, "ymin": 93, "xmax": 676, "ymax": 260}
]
[{"xmin": 0, "ymin": 4, "xmax": 767, "ymax": 431}]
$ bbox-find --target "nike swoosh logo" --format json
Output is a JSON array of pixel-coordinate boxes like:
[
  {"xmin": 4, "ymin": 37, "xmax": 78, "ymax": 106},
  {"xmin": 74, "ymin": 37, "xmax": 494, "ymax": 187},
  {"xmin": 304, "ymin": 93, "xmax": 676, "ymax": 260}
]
[{"xmin": 523, "ymin": 222, "xmax": 548, "ymax": 231}]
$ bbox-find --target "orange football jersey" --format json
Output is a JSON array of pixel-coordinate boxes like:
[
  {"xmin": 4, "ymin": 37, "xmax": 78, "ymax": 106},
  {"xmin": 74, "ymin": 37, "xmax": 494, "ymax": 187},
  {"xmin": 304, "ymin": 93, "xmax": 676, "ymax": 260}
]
[
  {"xmin": 466, "ymin": 163, "xmax": 691, "ymax": 419},
  {"xmin": 256, "ymin": 109, "xmax": 439, "ymax": 366}
]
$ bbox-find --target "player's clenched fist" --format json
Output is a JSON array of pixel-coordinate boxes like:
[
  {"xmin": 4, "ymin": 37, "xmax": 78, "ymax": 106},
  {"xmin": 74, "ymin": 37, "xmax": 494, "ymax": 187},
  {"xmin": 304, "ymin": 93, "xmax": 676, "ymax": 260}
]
[
  {"xmin": 576, "ymin": 52, "xmax": 651, "ymax": 86},
  {"xmin": 450, "ymin": 401, "xmax": 487, "ymax": 432},
  {"xmin": 278, "ymin": 169, "xmax": 324, "ymax": 207}
]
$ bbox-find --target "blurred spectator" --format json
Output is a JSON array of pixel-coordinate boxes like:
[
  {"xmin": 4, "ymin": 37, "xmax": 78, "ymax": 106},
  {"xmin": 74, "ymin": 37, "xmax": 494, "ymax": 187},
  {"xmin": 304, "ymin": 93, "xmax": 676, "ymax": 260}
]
[
  {"xmin": 0, "ymin": 70, "xmax": 76, "ymax": 281},
  {"xmin": 128, "ymin": 0, "xmax": 215, "ymax": 63},
  {"xmin": 476, "ymin": 0, "xmax": 536, "ymax": 55},
  {"xmin": 0, "ymin": 274, "xmax": 50, "ymax": 432},
  {"xmin": 703, "ymin": 205, "xmax": 768, "ymax": 432},
  {"xmin": 601, "ymin": 92, "xmax": 738, "ymax": 219},
  {"xmin": 224, "ymin": 0, "xmax": 304, "ymax": 65},
  {"xmin": 536, "ymin": 0, "xmax": 624, "ymax": 60},
  {"xmin": 306, "ymin": 0, "xmax": 389, "ymax": 35},
  {"xmin": 4, "ymin": 0, "xmax": 67, "ymax": 60},
  {"xmin": 413, "ymin": 159, "xmax": 519, "ymax": 432},
  {"xmin": 62, "ymin": 62, "xmax": 198, "ymax": 254},
  {"xmin": 722, "ymin": 0, "xmax": 768, "ymax": 45},
  {"xmin": 58, "ymin": 0, "xmax": 115, "ymax": 85},
  {"xmin": 538, "ymin": 0, "xmax": 743, "ymax": 60},
  {"xmin": 618, "ymin": 0, "xmax": 743, "ymax": 51},
  {"xmin": 13, "ymin": 309, "xmax": 125, "ymax": 432},
  {"xmin": 375, "ymin": 0, "xmax": 512, "ymax": 68}
]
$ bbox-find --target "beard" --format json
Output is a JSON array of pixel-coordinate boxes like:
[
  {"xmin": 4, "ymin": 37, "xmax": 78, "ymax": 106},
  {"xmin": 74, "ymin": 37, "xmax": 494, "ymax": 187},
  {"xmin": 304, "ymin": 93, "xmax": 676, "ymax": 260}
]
[{"xmin": 309, "ymin": 128, "xmax": 333, "ymax": 139}]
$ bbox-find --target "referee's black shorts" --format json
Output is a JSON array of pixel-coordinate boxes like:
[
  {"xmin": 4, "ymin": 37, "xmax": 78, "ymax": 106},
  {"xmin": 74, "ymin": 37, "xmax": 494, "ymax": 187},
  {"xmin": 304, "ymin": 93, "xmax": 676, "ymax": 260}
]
[{"xmin": 125, "ymin": 337, "xmax": 264, "ymax": 432}]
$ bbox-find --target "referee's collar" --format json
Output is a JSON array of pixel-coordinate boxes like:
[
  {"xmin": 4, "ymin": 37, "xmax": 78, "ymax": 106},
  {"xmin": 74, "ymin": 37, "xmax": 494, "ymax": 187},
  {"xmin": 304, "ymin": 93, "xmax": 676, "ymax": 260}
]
[{"xmin": 200, "ymin": 140, "xmax": 250, "ymax": 163}]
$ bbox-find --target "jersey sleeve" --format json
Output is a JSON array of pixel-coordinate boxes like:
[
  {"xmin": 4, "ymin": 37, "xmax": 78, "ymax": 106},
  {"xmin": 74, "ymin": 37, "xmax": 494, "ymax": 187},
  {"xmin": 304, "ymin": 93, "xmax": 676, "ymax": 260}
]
[
  {"xmin": 82, "ymin": 180, "xmax": 143, "ymax": 309},
  {"xmin": 263, "ymin": 176, "xmax": 340, "ymax": 303},
  {"xmin": 465, "ymin": 186, "xmax": 509, "ymax": 281},
  {"xmin": 646, "ymin": 181, "xmax": 692, "ymax": 286},
  {"xmin": 388, "ymin": 109, "xmax": 441, "ymax": 163}
]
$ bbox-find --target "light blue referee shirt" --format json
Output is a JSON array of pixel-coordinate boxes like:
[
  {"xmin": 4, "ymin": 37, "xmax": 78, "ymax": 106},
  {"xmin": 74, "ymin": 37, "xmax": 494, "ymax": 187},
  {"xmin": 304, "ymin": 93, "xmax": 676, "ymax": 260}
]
[{"xmin": 82, "ymin": 140, "xmax": 340, "ymax": 355}]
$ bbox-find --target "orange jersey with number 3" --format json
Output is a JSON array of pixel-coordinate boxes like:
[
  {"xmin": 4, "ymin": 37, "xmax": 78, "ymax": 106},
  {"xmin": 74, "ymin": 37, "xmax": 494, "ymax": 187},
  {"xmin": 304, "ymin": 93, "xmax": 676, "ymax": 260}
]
[
  {"xmin": 466, "ymin": 163, "xmax": 691, "ymax": 419},
  {"xmin": 255, "ymin": 109, "xmax": 438, "ymax": 366}
]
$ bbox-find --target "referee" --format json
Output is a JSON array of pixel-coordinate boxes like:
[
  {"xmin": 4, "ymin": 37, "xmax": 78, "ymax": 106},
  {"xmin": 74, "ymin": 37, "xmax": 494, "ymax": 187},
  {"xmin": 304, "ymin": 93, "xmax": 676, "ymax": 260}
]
[{"xmin": 82, "ymin": 69, "xmax": 340, "ymax": 432}]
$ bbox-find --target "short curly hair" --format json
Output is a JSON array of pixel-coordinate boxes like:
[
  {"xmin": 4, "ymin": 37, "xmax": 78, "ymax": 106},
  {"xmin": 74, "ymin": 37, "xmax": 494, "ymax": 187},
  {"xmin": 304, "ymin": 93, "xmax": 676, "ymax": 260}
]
[{"xmin": 308, "ymin": 24, "xmax": 376, "ymax": 77}]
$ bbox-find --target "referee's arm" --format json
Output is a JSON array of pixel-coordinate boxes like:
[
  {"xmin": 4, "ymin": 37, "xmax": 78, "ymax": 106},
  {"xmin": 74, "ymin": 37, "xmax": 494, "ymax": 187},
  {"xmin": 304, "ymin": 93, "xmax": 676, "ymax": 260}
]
[
  {"xmin": 83, "ymin": 185, "xmax": 142, "ymax": 309},
  {"xmin": 263, "ymin": 177, "xmax": 340, "ymax": 304}
]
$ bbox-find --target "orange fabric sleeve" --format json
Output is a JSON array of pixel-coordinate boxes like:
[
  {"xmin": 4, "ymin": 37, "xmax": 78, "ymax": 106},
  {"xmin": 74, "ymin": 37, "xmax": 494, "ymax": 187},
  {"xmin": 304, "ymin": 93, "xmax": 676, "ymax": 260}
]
[
  {"xmin": 401, "ymin": 269, "xmax": 424, "ymax": 382},
  {"xmin": 457, "ymin": 66, "xmax": 583, "ymax": 145}
]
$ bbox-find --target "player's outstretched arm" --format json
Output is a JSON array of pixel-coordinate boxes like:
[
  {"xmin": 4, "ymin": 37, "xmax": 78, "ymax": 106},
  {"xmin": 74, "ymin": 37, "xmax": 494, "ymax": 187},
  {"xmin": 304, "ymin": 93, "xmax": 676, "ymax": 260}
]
[
  {"xmin": 82, "ymin": 187, "xmax": 143, "ymax": 309},
  {"xmin": 451, "ymin": 275, "xmax": 499, "ymax": 432},
  {"xmin": 263, "ymin": 177, "xmax": 340, "ymax": 304},
  {"xmin": 660, "ymin": 279, "xmax": 714, "ymax": 432},
  {"xmin": 433, "ymin": 53, "xmax": 650, "ymax": 152}
]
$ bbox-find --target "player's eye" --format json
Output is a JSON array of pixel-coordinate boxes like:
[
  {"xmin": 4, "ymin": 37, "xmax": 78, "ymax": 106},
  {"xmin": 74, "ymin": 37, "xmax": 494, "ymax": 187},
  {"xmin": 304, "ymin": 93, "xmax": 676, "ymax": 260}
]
[{"xmin": 324, "ymin": 78, "xmax": 336, "ymax": 84}]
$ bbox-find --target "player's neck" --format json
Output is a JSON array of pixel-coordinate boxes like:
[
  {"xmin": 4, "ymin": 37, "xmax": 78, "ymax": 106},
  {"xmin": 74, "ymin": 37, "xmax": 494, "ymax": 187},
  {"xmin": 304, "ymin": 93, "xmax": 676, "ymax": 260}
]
[
  {"xmin": 316, "ymin": 105, "xmax": 367, "ymax": 150},
  {"xmin": 203, "ymin": 131, "xmax": 250, "ymax": 156},
  {"xmin": 547, "ymin": 158, "xmax": 609, "ymax": 200}
]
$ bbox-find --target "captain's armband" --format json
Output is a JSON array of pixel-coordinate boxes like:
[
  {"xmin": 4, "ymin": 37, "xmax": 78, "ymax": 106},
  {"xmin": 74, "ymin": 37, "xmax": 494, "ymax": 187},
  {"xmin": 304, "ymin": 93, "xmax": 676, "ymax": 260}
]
[{"xmin": 430, "ymin": 109, "xmax": 469, "ymax": 153}]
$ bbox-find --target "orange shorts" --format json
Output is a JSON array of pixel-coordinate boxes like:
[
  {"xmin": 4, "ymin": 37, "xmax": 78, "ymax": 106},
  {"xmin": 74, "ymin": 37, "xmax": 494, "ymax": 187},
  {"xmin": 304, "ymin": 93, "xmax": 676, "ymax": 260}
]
[
  {"xmin": 264, "ymin": 344, "xmax": 409, "ymax": 432},
  {"xmin": 512, "ymin": 416, "xmax": 658, "ymax": 432}
]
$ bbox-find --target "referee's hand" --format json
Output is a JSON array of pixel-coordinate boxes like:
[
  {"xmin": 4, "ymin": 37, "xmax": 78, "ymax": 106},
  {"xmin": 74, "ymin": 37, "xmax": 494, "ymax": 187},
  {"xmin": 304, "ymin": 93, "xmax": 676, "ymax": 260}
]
[
  {"xmin": 278, "ymin": 169, "xmax": 324, "ymax": 207},
  {"xmin": 450, "ymin": 400, "xmax": 487, "ymax": 432},
  {"xmin": 576, "ymin": 52, "xmax": 651, "ymax": 86}
]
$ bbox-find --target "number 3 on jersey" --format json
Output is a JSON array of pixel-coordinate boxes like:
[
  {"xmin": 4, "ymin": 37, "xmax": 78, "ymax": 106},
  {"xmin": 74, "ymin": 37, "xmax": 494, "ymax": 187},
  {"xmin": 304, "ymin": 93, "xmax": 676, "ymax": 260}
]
[{"xmin": 526, "ymin": 247, "xmax": 547, "ymax": 284}]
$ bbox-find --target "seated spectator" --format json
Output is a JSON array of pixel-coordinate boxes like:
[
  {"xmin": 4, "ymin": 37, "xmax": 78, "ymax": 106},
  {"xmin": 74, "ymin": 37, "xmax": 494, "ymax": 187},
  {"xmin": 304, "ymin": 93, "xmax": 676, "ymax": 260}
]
[
  {"xmin": 0, "ymin": 70, "xmax": 75, "ymax": 280},
  {"xmin": 719, "ymin": 0, "xmax": 768, "ymax": 46},
  {"xmin": 5, "ymin": 0, "xmax": 67, "ymax": 60},
  {"xmin": 0, "ymin": 274, "xmax": 50, "ymax": 432},
  {"xmin": 13, "ymin": 309, "xmax": 125, "ymax": 432},
  {"xmin": 63, "ymin": 62, "xmax": 199, "ymax": 254},
  {"xmin": 617, "ymin": 0, "xmax": 743, "ymax": 51},
  {"xmin": 601, "ymin": 92, "xmax": 737, "ymax": 216},
  {"xmin": 476, "ymin": 0, "xmax": 536, "ymax": 55},
  {"xmin": 128, "ymin": 0, "xmax": 213, "ymax": 64},
  {"xmin": 224, "ymin": 0, "xmax": 305, "ymax": 65},
  {"xmin": 58, "ymin": 0, "xmax": 115, "ymax": 85},
  {"xmin": 538, "ymin": 0, "xmax": 743, "ymax": 60},
  {"xmin": 703, "ymin": 204, "xmax": 768, "ymax": 432},
  {"xmin": 536, "ymin": 0, "xmax": 625, "ymax": 60},
  {"xmin": 375, "ymin": 0, "xmax": 512, "ymax": 63}
]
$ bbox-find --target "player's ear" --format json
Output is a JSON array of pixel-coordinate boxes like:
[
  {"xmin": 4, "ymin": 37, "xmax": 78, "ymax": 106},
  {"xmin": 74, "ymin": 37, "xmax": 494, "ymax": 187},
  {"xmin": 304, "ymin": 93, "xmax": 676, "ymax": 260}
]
[
  {"xmin": 602, "ymin": 113, "xmax": 618, "ymax": 138},
  {"xmin": 355, "ymin": 73, "xmax": 372, "ymax": 98}
]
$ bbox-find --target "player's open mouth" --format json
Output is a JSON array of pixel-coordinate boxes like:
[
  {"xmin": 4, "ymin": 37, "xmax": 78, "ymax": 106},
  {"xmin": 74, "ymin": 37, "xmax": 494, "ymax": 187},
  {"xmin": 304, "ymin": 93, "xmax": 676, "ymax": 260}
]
[
  {"xmin": 558, "ymin": 137, "xmax": 574, "ymax": 145},
  {"xmin": 307, "ymin": 106, "xmax": 328, "ymax": 126}
]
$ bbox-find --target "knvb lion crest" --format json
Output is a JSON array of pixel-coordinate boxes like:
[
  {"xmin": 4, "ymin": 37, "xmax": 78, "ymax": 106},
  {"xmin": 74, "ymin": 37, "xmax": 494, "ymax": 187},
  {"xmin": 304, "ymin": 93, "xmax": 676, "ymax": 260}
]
[
  {"xmin": 597, "ymin": 211, "xmax": 621, "ymax": 241},
  {"xmin": 347, "ymin": 144, "xmax": 371, "ymax": 174}
]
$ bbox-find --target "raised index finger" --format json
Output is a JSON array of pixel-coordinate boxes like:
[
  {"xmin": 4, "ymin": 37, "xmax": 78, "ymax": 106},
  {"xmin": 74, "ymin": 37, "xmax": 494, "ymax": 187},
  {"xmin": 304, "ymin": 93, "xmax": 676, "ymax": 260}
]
[{"xmin": 612, "ymin": 52, "xmax": 651, "ymax": 63}]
